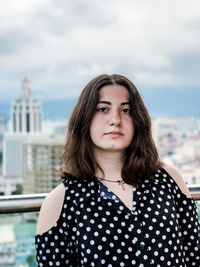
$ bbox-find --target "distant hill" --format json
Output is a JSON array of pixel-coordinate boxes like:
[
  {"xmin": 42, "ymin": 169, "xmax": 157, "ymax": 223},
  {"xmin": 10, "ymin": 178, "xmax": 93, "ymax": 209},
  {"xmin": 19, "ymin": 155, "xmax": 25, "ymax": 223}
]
[
  {"xmin": 142, "ymin": 88, "xmax": 200, "ymax": 118},
  {"xmin": 0, "ymin": 103, "xmax": 10, "ymax": 121},
  {"xmin": 42, "ymin": 98, "xmax": 78, "ymax": 119},
  {"xmin": 0, "ymin": 89, "xmax": 200, "ymax": 119}
]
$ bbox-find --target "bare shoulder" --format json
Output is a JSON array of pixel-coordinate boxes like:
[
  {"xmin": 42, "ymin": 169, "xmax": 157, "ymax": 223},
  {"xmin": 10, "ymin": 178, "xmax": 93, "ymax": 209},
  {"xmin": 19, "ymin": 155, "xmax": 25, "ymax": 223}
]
[
  {"xmin": 162, "ymin": 162, "xmax": 191, "ymax": 198},
  {"xmin": 36, "ymin": 183, "xmax": 66, "ymax": 235}
]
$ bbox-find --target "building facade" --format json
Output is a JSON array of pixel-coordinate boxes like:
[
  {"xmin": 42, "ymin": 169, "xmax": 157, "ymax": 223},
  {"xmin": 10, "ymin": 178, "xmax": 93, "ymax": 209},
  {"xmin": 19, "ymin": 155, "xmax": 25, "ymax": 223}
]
[
  {"xmin": 23, "ymin": 138, "xmax": 64, "ymax": 194},
  {"xmin": 3, "ymin": 77, "xmax": 43, "ymax": 179},
  {"xmin": 10, "ymin": 76, "xmax": 42, "ymax": 134}
]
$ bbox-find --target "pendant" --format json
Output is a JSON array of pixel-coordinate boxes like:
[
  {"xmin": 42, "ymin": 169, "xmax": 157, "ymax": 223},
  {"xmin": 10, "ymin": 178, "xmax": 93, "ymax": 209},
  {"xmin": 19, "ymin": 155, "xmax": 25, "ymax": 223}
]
[{"xmin": 118, "ymin": 180, "xmax": 125, "ymax": 190}]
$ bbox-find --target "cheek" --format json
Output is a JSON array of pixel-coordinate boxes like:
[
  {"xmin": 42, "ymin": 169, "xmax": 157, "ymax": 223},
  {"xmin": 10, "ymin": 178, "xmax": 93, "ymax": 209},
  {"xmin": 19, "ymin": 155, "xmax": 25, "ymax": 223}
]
[{"xmin": 90, "ymin": 114, "xmax": 103, "ymax": 133}]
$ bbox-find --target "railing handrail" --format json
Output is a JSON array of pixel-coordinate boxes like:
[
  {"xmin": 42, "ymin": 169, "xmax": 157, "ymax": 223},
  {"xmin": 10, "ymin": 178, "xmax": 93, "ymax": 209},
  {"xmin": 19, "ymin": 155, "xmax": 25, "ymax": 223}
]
[
  {"xmin": 0, "ymin": 187, "xmax": 200, "ymax": 214},
  {"xmin": 0, "ymin": 193, "xmax": 47, "ymax": 214},
  {"xmin": 188, "ymin": 185, "xmax": 200, "ymax": 191}
]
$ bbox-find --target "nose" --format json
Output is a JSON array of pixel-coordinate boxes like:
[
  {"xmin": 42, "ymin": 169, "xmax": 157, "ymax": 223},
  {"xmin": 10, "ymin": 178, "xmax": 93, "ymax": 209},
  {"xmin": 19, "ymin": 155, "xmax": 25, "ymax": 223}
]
[{"xmin": 109, "ymin": 109, "xmax": 121, "ymax": 126}]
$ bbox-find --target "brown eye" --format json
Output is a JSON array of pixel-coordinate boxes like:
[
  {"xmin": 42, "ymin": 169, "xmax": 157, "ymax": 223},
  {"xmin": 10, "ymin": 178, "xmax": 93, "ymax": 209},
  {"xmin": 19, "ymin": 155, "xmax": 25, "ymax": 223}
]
[
  {"xmin": 122, "ymin": 108, "xmax": 131, "ymax": 114},
  {"xmin": 97, "ymin": 107, "xmax": 108, "ymax": 112}
]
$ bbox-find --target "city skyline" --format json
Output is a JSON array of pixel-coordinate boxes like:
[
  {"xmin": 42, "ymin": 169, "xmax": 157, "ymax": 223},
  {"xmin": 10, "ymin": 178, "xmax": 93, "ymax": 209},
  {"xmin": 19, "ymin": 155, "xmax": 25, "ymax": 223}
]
[{"xmin": 1, "ymin": 87, "xmax": 200, "ymax": 120}]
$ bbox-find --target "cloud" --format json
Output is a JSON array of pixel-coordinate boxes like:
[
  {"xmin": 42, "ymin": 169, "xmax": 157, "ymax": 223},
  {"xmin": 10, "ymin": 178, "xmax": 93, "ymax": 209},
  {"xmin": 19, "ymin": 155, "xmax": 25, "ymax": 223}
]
[{"xmin": 0, "ymin": 0, "xmax": 200, "ymax": 102}]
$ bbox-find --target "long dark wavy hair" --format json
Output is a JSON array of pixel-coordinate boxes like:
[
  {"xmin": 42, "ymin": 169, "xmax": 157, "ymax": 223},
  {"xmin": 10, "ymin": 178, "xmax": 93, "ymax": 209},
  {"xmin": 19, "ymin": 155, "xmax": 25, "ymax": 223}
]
[{"xmin": 61, "ymin": 74, "xmax": 161, "ymax": 185}]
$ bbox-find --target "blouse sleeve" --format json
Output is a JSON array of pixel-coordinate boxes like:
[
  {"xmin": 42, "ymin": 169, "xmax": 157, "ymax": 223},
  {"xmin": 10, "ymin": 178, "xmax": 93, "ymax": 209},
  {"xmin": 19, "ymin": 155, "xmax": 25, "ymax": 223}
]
[
  {"xmin": 175, "ymin": 191, "xmax": 200, "ymax": 266},
  {"xmin": 35, "ymin": 221, "xmax": 77, "ymax": 267},
  {"xmin": 35, "ymin": 177, "xmax": 78, "ymax": 267}
]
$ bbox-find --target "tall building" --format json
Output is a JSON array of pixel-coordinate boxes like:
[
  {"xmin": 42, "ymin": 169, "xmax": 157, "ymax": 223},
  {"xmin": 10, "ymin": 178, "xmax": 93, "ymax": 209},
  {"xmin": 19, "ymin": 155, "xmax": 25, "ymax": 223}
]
[
  {"xmin": 23, "ymin": 137, "xmax": 64, "ymax": 194},
  {"xmin": 10, "ymin": 76, "xmax": 42, "ymax": 134},
  {"xmin": 3, "ymin": 77, "xmax": 43, "ymax": 179},
  {"xmin": 2, "ymin": 76, "xmax": 66, "ymax": 195}
]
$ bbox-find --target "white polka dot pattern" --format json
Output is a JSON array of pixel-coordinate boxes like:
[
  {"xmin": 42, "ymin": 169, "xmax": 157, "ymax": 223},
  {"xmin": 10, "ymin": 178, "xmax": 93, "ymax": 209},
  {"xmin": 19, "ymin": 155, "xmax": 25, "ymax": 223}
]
[{"xmin": 35, "ymin": 168, "xmax": 200, "ymax": 266}]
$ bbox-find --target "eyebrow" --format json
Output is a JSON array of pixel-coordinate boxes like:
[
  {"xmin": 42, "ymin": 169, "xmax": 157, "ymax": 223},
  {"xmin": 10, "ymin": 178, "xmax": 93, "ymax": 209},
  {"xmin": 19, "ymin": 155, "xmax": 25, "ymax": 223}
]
[{"xmin": 97, "ymin": 101, "xmax": 131, "ymax": 106}]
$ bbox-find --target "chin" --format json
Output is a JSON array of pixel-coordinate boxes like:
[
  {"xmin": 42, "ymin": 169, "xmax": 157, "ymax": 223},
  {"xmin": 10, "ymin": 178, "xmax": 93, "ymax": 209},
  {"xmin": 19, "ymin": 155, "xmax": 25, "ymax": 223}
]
[
  {"xmin": 94, "ymin": 142, "xmax": 129, "ymax": 153},
  {"xmin": 103, "ymin": 146, "xmax": 127, "ymax": 152}
]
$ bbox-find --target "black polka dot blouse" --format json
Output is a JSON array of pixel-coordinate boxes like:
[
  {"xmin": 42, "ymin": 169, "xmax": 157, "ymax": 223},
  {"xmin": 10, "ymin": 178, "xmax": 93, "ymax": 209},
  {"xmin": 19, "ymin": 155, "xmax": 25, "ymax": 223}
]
[{"xmin": 35, "ymin": 168, "xmax": 200, "ymax": 266}]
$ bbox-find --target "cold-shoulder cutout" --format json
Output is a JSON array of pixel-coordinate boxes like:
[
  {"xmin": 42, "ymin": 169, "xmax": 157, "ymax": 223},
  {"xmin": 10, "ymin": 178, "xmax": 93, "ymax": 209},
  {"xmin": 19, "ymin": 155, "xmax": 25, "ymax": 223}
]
[
  {"xmin": 36, "ymin": 183, "xmax": 66, "ymax": 235},
  {"xmin": 162, "ymin": 162, "xmax": 191, "ymax": 198}
]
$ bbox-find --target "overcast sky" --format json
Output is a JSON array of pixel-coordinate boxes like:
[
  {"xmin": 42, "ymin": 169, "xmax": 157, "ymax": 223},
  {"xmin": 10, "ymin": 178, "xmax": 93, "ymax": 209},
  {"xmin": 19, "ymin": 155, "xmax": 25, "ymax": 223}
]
[{"xmin": 0, "ymin": 0, "xmax": 200, "ymax": 102}]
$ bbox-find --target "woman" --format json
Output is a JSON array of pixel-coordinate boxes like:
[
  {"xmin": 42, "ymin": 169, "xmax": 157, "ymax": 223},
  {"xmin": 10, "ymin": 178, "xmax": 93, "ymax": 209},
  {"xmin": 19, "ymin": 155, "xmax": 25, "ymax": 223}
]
[{"xmin": 35, "ymin": 74, "xmax": 200, "ymax": 266}]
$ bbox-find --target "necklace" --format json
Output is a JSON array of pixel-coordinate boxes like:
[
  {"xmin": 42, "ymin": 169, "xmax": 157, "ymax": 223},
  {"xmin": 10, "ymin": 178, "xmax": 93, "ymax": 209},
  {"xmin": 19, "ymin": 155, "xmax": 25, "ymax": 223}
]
[{"xmin": 97, "ymin": 177, "xmax": 125, "ymax": 190}]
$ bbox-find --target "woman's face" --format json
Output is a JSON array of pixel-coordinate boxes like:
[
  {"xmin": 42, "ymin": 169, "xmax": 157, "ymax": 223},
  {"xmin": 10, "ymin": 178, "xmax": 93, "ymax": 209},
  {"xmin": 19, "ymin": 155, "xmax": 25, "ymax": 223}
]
[{"xmin": 90, "ymin": 84, "xmax": 134, "ymax": 154}]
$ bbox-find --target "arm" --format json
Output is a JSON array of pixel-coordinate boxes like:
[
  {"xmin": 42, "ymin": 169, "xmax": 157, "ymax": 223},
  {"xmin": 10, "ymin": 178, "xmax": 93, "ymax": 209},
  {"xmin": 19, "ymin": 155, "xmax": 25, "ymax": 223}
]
[
  {"xmin": 162, "ymin": 162, "xmax": 191, "ymax": 198},
  {"xmin": 36, "ymin": 183, "xmax": 66, "ymax": 235},
  {"xmin": 162, "ymin": 163, "xmax": 200, "ymax": 266},
  {"xmin": 35, "ymin": 182, "xmax": 78, "ymax": 266}
]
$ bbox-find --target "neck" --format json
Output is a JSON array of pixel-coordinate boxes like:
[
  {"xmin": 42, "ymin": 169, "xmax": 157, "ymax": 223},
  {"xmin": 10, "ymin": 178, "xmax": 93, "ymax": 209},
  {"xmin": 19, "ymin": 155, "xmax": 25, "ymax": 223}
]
[{"xmin": 94, "ymin": 148, "xmax": 124, "ymax": 180}]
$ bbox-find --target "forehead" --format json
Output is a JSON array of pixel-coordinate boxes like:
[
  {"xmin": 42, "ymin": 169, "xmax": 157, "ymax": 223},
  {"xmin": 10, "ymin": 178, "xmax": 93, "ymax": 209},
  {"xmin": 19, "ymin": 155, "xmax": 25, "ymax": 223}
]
[{"xmin": 99, "ymin": 85, "xmax": 129, "ymax": 100}]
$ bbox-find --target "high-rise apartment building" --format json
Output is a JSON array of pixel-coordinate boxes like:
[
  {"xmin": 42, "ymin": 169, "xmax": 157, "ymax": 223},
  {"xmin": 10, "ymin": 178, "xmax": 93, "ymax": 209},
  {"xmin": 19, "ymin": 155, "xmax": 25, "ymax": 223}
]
[{"xmin": 23, "ymin": 138, "xmax": 64, "ymax": 194}]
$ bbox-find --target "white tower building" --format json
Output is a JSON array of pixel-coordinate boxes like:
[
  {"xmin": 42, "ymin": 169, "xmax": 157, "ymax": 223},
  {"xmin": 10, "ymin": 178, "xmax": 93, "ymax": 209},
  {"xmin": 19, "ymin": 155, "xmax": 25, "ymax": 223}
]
[
  {"xmin": 3, "ymin": 77, "xmax": 43, "ymax": 180},
  {"xmin": 11, "ymin": 76, "xmax": 42, "ymax": 133}
]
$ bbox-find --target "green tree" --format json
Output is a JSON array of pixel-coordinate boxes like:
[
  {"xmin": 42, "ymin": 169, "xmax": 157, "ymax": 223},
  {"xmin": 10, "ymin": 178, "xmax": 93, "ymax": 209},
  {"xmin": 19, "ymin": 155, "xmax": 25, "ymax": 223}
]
[
  {"xmin": 26, "ymin": 253, "xmax": 37, "ymax": 267},
  {"xmin": 12, "ymin": 184, "xmax": 23, "ymax": 195},
  {"xmin": 0, "ymin": 152, "xmax": 2, "ymax": 167}
]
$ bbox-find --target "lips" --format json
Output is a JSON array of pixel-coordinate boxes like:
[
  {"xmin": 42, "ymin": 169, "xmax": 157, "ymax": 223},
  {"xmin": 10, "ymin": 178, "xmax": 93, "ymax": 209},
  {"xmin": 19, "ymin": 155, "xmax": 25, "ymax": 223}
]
[{"xmin": 105, "ymin": 131, "xmax": 123, "ymax": 135}]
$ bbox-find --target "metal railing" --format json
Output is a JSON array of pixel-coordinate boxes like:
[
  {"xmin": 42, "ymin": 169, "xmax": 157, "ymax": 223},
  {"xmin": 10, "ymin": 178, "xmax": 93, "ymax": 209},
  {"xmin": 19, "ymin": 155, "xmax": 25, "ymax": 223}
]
[
  {"xmin": 189, "ymin": 185, "xmax": 200, "ymax": 200},
  {"xmin": 0, "ymin": 187, "xmax": 200, "ymax": 214},
  {"xmin": 0, "ymin": 193, "xmax": 47, "ymax": 214}
]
